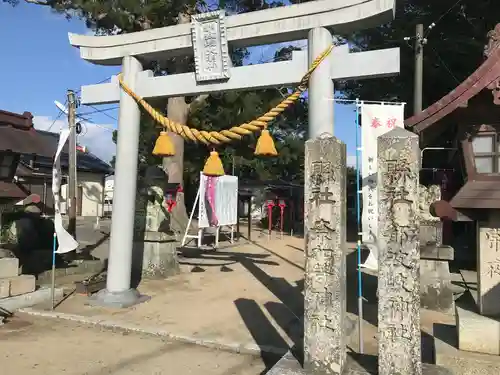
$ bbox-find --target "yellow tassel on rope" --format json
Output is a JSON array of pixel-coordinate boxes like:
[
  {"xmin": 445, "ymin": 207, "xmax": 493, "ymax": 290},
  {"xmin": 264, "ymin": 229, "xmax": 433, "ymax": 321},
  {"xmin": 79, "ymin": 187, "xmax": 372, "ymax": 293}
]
[
  {"xmin": 254, "ymin": 128, "xmax": 278, "ymax": 156},
  {"xmin": 152, "ymin": 131, "xmax": 175, "ymax": 157},
  {"xmin": 203, "ymin": 150, "xmax": 225, "ymax": 176}
]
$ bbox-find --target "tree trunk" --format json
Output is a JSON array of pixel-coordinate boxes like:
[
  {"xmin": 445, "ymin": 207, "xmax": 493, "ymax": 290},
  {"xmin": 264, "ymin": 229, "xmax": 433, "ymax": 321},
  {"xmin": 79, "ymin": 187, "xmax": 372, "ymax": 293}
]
[
  {"xmin": 163, "ymin": 97, "xmax": 191, "ymax": 238},
  {"xmin": 162, "ymin": 12, "xmax": 199, "ymax": 240}
]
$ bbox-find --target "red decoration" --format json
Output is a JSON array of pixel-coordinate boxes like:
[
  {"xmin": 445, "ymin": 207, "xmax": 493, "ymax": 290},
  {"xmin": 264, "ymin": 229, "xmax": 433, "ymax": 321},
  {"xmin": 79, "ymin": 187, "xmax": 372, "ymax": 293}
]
[
  {"xmin": 278, "ymin": 199, "xmax": 286, "ymax": 233},
  {"xmin": 267, "ymin": 200, "xmax": 276, "ymax": 234},
  {"xmin": 164, "ymin": 185, "xmax": 184, "ymax": 213},
  {"xmin": 165, "ymin": 194, "xmax": 176, "ymax": 212},
  {"xmin": 370, "ymin": 117, "xmax": 382, "ymax": 128},
  {"xmin": 386, "ymin": 117, "xmax": 397, "ymax": 129}
]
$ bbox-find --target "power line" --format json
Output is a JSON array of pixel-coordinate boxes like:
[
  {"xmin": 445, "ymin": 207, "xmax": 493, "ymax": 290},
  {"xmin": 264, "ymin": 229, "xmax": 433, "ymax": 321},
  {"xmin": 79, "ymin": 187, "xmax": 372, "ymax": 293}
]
[
  {"xmin": 426, "ymin": 0, "xmax": 464, "ymax": 37},
  {"xmin": 429, "ymin": 45, "xmax": 460, "ymax": 84},
  {"xmin": 77, "ymin": 106, "xmax": 119, "ymax": 116},
  {"xmin": 74, "ymin": 76, "xmax": 112, "ymax": 94},
  {"xmin": 46, "ymin": 104, "xmax": 67, "ymax": 132},
  {"xmin": 81, "ymin": 103, "xmax": 118, "ymax": 121}
]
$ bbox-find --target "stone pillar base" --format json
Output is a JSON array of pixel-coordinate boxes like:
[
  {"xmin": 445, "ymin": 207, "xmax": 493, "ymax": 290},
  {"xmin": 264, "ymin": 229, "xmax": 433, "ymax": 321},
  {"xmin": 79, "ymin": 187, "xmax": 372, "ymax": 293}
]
[
  {"xmin": 133, "ymin": 232, "xmax": 180, "ymax": 279},
  {"xmin": 420, "ymin": 259, "xmax": 454, "ymax": 313},
  {"xmin": 456, "ymin": 305, "xmax": 500, "ymax": 355},
  {"xmin": 89, "ymin": 288, "xmax": 151, "ymax": 308},
  {"xmin": 435, "ymin": 322, "xmax": 500, "ymax": 375},
  {"xmin": 267, "ymin": 351, "xmax": 453, "ymax": 375}
]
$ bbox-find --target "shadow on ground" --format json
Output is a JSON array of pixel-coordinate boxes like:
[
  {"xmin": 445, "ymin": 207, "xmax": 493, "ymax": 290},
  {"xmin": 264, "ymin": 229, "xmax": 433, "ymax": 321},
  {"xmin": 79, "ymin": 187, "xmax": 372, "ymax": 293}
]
[{"xmin": 179, "ymin": 241, "xmax": 440, "ymax": 372}]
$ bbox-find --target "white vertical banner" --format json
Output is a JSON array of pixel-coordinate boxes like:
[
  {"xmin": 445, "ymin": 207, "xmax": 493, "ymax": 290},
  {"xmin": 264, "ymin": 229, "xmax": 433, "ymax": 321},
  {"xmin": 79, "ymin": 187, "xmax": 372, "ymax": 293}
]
[
  {"xmin": 360, "ymin": 103, "xmax": 405, "ymax": 270},
  {"xmin": 52, "ymin": 129, "xmax": 79, "ymax": 254}
]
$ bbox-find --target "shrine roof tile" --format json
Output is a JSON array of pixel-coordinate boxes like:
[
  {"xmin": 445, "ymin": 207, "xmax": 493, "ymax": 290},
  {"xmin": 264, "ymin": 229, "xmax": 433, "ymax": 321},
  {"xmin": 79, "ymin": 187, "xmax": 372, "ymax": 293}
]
[
  {"xmin": 405, "ymin": 48, "xmax": 500, "ymax": 133},
  {"xmin": 451, "ymin": 180, "xmax": 500, "ymax": 209}
]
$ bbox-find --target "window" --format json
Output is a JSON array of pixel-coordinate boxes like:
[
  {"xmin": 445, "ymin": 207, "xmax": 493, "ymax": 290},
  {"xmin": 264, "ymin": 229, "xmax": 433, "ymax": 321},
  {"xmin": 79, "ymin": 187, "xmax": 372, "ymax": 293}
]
[{"xmin": 472, "ymin": 134, "xmax": 500, "ymax": 173}]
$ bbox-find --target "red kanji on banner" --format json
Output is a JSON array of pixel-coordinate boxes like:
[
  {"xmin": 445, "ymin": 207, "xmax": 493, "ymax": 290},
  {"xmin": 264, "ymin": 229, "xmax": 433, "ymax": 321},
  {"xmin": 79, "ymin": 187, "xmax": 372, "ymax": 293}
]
[
  {"xmin": 371, "ymin": 117, "xmax": 382, "ymax": 128},
  {"xmin": 387, "ymin": 117, "xmax": 397, "ymax": 129}
]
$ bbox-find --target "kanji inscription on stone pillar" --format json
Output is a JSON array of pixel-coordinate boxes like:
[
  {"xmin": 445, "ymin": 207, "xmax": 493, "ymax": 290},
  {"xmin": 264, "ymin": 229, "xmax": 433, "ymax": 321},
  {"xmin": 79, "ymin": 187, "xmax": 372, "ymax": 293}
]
[
  {"xmin": 377, "ymin": 128, "xmax": 421, "ymax": 375},
  {"xmin": 304, "ymin": 134, "xmax": 346, "ymax": 375},
  {"xmin": 478, "ymin": 212, "xmax": 500, "ymax": 316}
]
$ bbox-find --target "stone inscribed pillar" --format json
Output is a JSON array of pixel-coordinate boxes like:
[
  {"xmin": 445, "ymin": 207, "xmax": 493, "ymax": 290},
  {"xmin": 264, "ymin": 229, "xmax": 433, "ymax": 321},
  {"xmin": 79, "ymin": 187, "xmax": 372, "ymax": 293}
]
[
  {"xmin": 377, "ymin": 128, "xmax": 421, "ymax": 375},
  {"xmin": 477, "ymin": 211, "xmax": 500, "ymax": 316},
  {"xmin": 133, "ymin": 167, "xmax": 179, "ymax": 279},
  {"xmin": 304, "ymin": 135, "xmax": 346, "ymax": 375}
]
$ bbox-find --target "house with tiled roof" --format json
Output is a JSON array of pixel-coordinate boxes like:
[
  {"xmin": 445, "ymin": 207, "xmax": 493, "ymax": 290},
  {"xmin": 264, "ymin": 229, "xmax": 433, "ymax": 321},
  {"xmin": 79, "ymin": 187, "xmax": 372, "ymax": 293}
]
[
  {"xmin": 0, "ymin": 109, "xmax": 54, "ymax": 203},
  {"xmin": 16, "ymin": 129, "xmax": 113, "ymax": 217},
  {"xmin": 0, "ymin": 108, "xmax": 113, "ymax": 216}
]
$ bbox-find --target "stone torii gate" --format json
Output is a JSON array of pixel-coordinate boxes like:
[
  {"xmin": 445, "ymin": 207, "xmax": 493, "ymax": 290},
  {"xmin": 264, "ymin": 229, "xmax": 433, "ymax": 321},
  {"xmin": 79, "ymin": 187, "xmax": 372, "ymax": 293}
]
[{"xmin": 69, "ymin": 0, "xmax": 400, "ymax": 308}]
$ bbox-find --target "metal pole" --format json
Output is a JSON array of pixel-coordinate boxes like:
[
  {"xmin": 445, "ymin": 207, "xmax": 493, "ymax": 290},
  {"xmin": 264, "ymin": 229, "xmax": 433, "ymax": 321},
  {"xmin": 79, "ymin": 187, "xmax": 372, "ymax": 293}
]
[
  {"xmin": 51, "ymin": 232, "xmax": 57, "ymax": 310},
  {"xmin": 308, "ymin": 27, "xmax": 334, "ymax": 137},
  {"xmin": 67, "ymin": 90, "xmax": 77, "ymax": 238},
  {"xmin": 92, "ymin": 56, "xmax": 144, "ymax": 308},
  {"xmin": 247, "ymin": 197, "xmax": 252, "ymax": 241},
  {"xmin": 355, "ymin": 98, "xmax": 364, "ymax": 354},
  {"xmin": 42, "ymin": 178, "xmax": 47, "ymax": 215},
  {"xmin": 413, "ymin": 24, "xmax": 424, "ymax": 115}
]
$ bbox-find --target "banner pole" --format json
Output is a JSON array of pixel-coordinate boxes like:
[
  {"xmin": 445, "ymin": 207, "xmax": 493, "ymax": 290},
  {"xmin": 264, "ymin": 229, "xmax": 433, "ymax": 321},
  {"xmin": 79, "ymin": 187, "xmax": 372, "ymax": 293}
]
[
  {"xmin": 51, "ymin": 232, "xmax": 57, "ymax": 310},
  {"xmin": 355, "ymin": 98, "xmax": 364, "ymax": 354}
]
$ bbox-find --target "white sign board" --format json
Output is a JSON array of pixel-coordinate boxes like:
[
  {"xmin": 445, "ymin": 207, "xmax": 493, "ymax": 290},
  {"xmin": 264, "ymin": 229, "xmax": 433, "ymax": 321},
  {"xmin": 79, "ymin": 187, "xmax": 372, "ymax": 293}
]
[
  {"xmin": 360, "ymin": 103, "xmax": 405, "ymax": 270},
  {"xmin": 198, "ymin": 173, "xmax": 238, "ymax": 228}
]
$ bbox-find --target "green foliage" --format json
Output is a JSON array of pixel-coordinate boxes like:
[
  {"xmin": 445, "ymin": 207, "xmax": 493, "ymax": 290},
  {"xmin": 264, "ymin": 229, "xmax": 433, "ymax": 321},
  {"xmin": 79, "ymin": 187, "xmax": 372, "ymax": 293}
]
[
  {"xmin": 186, "ymin": 88, "xmax": 308, "ymax": 184},
  {"xmin": 334, "ymin": 0, "xmax": 500, "ymax": 115},
  {"xmin": 13, "ymin": 0, "xmax": 306, "ymax": 185}
]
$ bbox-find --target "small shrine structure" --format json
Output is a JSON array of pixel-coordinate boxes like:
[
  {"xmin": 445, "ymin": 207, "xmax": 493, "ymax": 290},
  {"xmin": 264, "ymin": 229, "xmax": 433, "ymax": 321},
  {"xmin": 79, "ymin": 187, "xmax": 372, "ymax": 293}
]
[{"xmin": 406, "ymin": 23, "xmax": 500, "ymax": 359}]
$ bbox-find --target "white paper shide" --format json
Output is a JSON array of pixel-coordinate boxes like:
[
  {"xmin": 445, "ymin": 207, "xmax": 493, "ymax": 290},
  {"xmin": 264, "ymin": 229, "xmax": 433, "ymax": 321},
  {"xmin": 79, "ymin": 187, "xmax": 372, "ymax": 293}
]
[{"xmin": 52, "ymin": 129, "xmax": 79, "ymax": 254}]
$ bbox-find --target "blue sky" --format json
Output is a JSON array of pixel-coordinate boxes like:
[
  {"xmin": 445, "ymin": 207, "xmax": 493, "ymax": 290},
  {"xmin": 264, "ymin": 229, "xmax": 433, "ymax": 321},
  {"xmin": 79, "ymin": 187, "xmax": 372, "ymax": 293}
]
[{"xmin": 0, "ymin": 2, "xmax": 357, "ymax": 165}]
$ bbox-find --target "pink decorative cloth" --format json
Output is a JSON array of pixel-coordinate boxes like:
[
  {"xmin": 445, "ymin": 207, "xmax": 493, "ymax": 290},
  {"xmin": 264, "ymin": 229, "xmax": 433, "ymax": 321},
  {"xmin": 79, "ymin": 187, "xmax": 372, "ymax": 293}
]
[{"xmin": 205, "ymin": 176, "xmax": 218, "ymax": 226}]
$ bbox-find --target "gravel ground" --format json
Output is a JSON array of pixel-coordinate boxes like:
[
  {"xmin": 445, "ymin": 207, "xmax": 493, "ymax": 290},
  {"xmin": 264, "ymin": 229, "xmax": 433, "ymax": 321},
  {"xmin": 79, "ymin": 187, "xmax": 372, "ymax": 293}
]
[{"xmin": 0, "ymin": 314, "xmax": 268, "ymax": 375}]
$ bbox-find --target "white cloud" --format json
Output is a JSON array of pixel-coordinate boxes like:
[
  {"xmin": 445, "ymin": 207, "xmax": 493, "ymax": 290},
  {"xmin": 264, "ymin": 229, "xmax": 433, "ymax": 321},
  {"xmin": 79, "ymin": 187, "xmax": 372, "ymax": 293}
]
[{"xmin": 33, "ymin": 116, "xmax": 116, "ymax": 164}]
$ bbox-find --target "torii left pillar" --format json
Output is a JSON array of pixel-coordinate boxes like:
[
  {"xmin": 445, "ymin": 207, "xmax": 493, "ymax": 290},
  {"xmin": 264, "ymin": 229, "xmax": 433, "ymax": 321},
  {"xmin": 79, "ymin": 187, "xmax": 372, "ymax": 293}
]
[{"xmin": 91, "ymin": 56, "xmax": 149, "ymax": 307}]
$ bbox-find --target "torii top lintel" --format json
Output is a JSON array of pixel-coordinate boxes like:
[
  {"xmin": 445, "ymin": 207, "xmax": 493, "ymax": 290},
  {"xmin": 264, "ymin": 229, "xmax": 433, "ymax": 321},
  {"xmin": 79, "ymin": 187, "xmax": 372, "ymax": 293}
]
[{"xmin": 68, "ymin": 0, "xmax": 396, "ymax": 66}]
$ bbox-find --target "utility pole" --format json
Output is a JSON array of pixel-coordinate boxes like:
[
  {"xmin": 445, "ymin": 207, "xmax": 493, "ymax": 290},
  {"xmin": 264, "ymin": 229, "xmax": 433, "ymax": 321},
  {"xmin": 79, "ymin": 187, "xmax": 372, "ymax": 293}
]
[
  {"xmin": 405, "ymin": 23, "xmax": 434, "ymax": 115},
  {"xmin": 67, "ymin": 90, "xmax": 78, "ymax": 239},
  {"xmin": 413, "ymin": 23, "xmax": 425, "ymax": 115}
]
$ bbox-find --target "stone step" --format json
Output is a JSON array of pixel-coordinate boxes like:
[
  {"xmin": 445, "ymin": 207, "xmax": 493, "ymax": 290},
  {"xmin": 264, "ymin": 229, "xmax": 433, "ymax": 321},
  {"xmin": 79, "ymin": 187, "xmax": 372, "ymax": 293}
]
[
  {"xmin": 36, "ymin": 259, "xmax": 105, "ymax": 283},
  {"xmin": 434, "ymin": 323, "xmax": 500, "ymax": 375},
  {"xmin": 0, "ymin": 258, "xmax": 20, "ymax": 278},
  {"xmin": 0, "ymin": 275, "xmax": 36, "ymax": 298},
  {"xmin": 456, "ymin": 305, "xmax": 500, "ymax": 355},
  {"xmin": 0, "ymin": 286, "xmax": 64, "ymax": 311}
]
